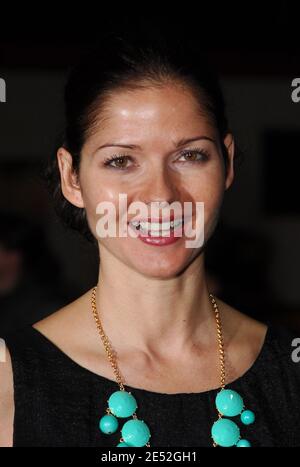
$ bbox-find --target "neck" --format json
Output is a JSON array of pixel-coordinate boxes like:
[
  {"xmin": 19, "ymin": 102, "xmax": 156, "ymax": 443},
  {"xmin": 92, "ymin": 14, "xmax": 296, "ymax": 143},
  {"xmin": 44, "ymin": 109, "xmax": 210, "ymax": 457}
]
[{"xmin": 95, "ymin": 251, "xmax": 217, "ymax": 360}]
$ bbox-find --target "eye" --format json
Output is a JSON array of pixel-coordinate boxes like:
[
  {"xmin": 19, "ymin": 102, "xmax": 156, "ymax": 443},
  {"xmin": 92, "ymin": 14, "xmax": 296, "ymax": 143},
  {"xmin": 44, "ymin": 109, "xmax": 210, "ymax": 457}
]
[
  {"xmin": 103, "ymin": 147, "xmax": 210, "ymax": 170},
  {"xmin": 103, "ymin": 154, "xmax": 133, "ymax": 170},
  {"xmin": 177, "ymin": 148, "xmax": 209, "ymax": 163}
]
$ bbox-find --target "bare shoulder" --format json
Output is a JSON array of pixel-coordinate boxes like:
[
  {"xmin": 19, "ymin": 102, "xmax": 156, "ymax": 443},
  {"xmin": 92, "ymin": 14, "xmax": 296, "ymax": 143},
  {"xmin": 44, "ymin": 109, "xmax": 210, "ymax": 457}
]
[
  {"xmin": 32, "ymin": 288, "xmax": 94, "ymax": 352},
  {"xmin": 216, "ymin": 297, "xmax": 268, "ymax": 380},
  {"xmin": 0, "ymin": 344, "xmax": 14, "ymax": 447},
  {"xmin": 31, "ymin": 288, "xmax": 109, "ymax": 379},
  {"xmin": 217, "ymin": 296, "xmax": 268, "ymax": 341}
]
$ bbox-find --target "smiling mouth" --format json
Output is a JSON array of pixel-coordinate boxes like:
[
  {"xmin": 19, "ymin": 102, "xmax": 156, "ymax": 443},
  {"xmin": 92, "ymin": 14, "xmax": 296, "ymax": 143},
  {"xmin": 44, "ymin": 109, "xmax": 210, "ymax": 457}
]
[{"xmin": 129, "ymin": 218, "xmax": 184, "ymax": 236}]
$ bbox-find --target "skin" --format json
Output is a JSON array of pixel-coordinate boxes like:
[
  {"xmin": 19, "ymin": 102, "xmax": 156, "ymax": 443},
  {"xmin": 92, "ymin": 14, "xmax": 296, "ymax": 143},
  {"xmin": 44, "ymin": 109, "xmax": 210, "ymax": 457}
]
[{"xmin": 0, "ymin": 82, "xmax": 267, "ymax": 447}]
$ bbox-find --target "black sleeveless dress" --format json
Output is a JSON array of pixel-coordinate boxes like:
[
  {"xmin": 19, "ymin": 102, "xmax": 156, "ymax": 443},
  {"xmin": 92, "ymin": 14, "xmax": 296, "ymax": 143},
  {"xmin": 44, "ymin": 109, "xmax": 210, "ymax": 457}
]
[{"xmin": 4, "ymin": 324, "xmax": 300, "ymax": 447}]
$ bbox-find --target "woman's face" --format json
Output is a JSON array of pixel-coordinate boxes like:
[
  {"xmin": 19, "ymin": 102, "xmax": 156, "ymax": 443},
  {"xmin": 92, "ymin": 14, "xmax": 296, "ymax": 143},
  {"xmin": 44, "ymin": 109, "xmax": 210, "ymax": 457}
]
[{"xmin": 58, "ymin": 83, "xmax": 234, "ymax": 278}]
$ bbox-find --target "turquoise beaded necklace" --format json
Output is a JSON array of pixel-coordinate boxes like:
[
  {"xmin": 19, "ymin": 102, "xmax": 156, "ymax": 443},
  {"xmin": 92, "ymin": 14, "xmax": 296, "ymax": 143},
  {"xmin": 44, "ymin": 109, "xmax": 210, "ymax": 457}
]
[{"xmin": 91, "ymin": 286, "xmax": 255, "ymax": 447}]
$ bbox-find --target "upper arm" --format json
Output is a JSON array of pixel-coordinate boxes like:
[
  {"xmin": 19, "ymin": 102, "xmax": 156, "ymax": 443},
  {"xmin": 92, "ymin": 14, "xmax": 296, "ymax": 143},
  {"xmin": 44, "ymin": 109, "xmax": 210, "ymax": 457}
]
[{"xmin": 0, "ymin": 344, "xmax": 14, "ymax": 447}]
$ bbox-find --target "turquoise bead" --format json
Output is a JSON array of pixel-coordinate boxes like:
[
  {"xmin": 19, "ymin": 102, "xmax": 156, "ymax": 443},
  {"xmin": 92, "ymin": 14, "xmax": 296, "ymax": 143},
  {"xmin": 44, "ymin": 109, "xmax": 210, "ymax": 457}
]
[
  {"xmin": 117, "ymin": 442, "xmax": 130, "ymax": 447},
  {"xmin": 121, "ymin": 419, "xmax": 151, "ymax": 447},
  {"xmin": 99, "ymin": 414, "xmax": 119, "ymax": 434},
  {"xmin": 211, "ymin": 418, "xmax": 240, "ymax": 447},
  {"xmin": 215, "ymin": 389, "xmax": 244, "ymax": 416},
  {"xmin": 108, "ymin": 390, "xmax": 138, "ymax": 418},
  {"xmin": 241, "ymin": 410, "xmax": 255, "ymax": 425},
  {"xmin": 237, "ymin": 439, "xmax": 251, "ymax": 447}
]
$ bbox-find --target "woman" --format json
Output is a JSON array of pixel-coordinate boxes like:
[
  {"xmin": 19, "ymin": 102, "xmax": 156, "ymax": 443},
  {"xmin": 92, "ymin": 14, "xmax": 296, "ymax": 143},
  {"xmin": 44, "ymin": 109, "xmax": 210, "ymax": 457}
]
[{"xmin": 1, "ymin": 36, "xmax": 300, "ymax": 447}]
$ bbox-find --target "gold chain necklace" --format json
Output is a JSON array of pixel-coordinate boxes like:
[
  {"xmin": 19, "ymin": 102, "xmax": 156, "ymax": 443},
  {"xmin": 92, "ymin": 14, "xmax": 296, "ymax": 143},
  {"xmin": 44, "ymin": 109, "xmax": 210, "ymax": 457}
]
[{"xmin": 91, "ymin": 285, "xmax": 254, "ymax": 447}]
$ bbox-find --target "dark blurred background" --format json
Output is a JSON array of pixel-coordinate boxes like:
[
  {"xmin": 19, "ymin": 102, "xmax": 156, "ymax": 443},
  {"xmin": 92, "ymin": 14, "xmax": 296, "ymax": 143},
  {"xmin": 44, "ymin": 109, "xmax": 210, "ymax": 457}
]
[{"xmin": 1, "ymin": 5, "xmax": 300, "ymax": 335}]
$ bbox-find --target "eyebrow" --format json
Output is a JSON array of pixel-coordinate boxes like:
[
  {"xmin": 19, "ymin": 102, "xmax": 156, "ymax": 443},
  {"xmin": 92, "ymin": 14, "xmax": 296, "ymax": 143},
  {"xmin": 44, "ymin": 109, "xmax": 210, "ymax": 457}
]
[{"xmin": 95, "ymin": 135, "xmax": 216, "ymax": 152}]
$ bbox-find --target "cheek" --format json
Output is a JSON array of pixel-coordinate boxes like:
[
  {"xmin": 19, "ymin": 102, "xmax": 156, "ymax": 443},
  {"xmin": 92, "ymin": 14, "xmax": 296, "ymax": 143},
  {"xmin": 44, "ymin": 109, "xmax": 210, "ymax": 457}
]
[
  {"xmin": 80, "ymin": 171, "xmax": 127, "ymax": 239},
  {"xmin": 185, "ymin": 167, "xmax": 225, "ymax": 245},
  {"xmin": 80, "ymin": 166, "xmax": 127, "ymax": 207},
  {"xmin": 187, "ymin": 164, "xmax": 225, "ymax": 211}
]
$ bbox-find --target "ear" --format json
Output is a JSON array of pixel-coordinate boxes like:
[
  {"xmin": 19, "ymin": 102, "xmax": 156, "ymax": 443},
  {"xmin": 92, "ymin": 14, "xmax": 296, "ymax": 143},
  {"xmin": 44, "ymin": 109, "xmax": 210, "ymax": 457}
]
[
  {"xmin": 223, "ymin": 133, "xmax": 235, "ymax": 190},
  {"xmin": 57, "ymin": 147, "xmax": 85, "ymax": 208}
]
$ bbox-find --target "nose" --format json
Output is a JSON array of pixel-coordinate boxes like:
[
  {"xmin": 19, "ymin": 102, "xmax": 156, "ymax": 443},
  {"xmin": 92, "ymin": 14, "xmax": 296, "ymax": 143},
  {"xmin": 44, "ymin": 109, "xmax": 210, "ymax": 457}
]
[{"xmin": 140, "ymin": 164, "xmax": 179, "ymax": 207}]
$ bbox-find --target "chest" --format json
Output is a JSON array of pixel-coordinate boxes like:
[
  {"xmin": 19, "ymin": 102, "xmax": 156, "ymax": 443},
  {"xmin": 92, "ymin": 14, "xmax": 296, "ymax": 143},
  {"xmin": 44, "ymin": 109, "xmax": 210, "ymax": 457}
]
[{"xmin": 116, "ymin": 354, "xmax": 223, "ymax": 394}]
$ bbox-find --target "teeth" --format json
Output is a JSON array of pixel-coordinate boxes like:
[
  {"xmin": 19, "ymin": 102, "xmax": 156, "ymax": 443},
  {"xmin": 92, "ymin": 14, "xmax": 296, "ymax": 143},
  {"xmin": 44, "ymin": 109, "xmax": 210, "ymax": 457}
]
[{"xmin": 130, "ymin": 218, "xmax": 183, "ymax": 235}]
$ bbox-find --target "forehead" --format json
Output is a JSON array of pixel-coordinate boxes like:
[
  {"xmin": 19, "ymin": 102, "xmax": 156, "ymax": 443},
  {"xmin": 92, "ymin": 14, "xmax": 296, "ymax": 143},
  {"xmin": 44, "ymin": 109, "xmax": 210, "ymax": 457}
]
[{"xmin": 90, "ymin": 84, "xmax": 216, "ymax": 145}]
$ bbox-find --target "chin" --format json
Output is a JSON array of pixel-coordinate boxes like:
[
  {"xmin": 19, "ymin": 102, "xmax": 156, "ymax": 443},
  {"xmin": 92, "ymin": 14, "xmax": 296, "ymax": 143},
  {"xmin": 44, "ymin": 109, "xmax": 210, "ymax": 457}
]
[{"xmin": 128, "ymin": 252, "xmax": 197, "ymax": 280}]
